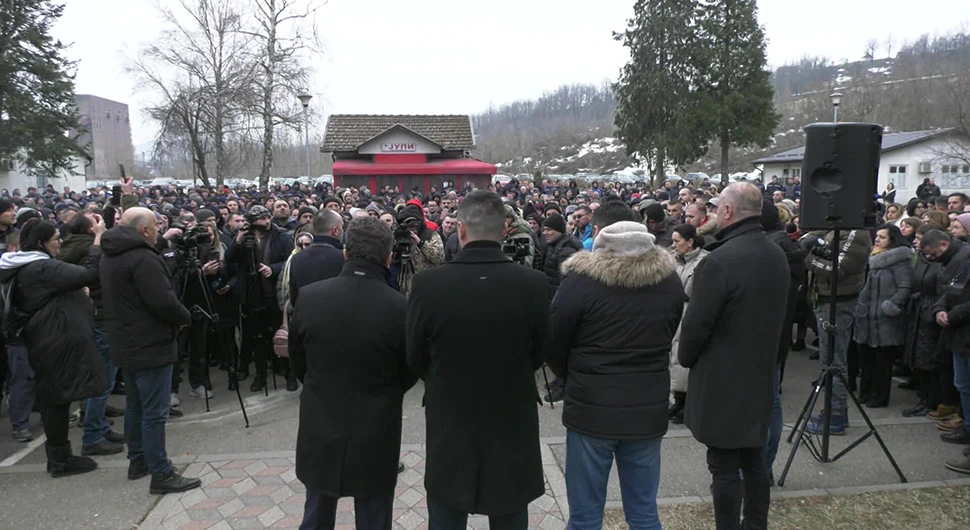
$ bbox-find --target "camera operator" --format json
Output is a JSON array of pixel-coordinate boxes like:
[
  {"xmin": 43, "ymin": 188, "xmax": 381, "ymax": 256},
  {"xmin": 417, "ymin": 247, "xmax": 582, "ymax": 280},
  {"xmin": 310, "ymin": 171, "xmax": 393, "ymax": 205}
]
[
  {"xmin": 226, "ymin": 205, "xmax": 294, "ymax": 392},
  {"xmin": 392, "ymin": 204, "xmax": 444, "ymax": 297},
  {"xmin": 502, "ymin": 205, "xmax": 536, "ymax": 267}
]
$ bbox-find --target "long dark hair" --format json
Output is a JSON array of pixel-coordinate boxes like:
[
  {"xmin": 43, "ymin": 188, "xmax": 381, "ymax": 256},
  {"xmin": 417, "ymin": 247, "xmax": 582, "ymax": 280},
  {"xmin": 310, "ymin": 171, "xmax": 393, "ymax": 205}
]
[
  {"xmin": 19, "ymin": 219, "xmax": 57, "ymax": 255},
  {"xmin": 877, "ymin": 223, "xmax": 908, "ymax": 249},
  {"xmin": 673, "ymin": 223, "xmax": 705, "ymax": 250}
]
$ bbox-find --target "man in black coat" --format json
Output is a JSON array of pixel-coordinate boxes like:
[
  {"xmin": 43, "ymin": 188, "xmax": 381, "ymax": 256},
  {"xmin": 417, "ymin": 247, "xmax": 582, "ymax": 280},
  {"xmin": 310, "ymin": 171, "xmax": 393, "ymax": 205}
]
[
  {"xmin": 545, "ymin": 202, "xmax": 685, "ymax": 530},
  {"xmin": 287, "ymin": 209, "xmax": 345, "ymax": 307},
  {"xmin": 289, "ymin": 217, "xmax": 417, "ymax": 530},
  {"xmin": 678, "ymin": 183, "xmax": 789, "ymax": 530},
  {"xmin": 407, "ymin": 191, "xmax": 550, "ymax": 530},
  {"xmin": 100, "ymin": 207, "xmax": 200, "ymax": 495}
]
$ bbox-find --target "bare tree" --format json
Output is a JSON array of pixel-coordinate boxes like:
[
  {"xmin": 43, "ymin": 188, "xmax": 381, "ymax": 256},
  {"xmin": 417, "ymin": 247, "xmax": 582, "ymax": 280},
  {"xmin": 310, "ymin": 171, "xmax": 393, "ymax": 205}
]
[
  {"xmin": 129, "ymin": 0, "xmax": 257, "ymax": 187},
  {"xmin": 245, "ymin": 0, "xmax": 321, "ymax": 190},
  {"xmin": 865, "ymin": 38, "xmax": 878, "ymax": 61}
]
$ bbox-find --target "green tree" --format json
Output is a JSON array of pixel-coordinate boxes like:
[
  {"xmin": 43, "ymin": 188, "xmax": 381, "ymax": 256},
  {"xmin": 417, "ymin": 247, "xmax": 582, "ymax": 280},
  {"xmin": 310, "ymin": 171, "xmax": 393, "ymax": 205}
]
[
  {"xmin": 694, "ymin": 0, "xmax": 780, "ymax": 183},
  {"xmin": 613, "ymin": 0, "xmax": 708, "ymax": 187},
  {"xmin": 0, "ymin": 0, "xmax": 85, "ymax": 177}
]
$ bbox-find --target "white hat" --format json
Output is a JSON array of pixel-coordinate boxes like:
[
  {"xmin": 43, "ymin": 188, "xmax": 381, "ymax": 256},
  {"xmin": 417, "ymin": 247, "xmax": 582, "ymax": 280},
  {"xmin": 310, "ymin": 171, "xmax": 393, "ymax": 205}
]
[{"xmin": 592, "ymin": 221, "xmax": 656, "ymax": 255}]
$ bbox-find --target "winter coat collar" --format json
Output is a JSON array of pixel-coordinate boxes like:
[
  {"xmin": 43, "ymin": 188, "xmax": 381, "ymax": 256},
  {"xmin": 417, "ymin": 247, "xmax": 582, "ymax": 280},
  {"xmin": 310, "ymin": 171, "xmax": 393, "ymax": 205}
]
[
  {"xmin": 450, "ymin": 240, "xmax": 511, "ymax": 264},
  {"xmin": 0, "ymin": 251, "xmax": 50, "ymax": 270},
  {"xmin": 707, "ymin": 217, "xmax": 762, "ymax": 251},
  {"xmin": 312, "ymin": 235, "xmax": 343, "ymax": 249},
  {"xmin": 562, "ymin": 246, "xmax": 676, "ymax": 289},
  {"xmin": 869, "ymin": 246, "xmax": 913, "ymax": 269},
  {"xmin": 339, "ymin": 258, "xmax": 389, "ymax": 281},
  {"xmin": 677, "ymin": 247, "xmax": 706, "ymax": 265}
]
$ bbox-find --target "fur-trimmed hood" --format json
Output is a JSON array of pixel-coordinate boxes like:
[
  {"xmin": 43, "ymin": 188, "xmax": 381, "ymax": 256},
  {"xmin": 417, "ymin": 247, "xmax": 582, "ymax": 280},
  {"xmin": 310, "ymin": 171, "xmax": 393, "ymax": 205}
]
[
  {"xmin": 869, "ymin": 245, "xmax": 913, "ymax": 269},
  {"xmin": 697, "ymin": 214, "xmax": 719, "ymax": 237},
  {"xmin": 561, "ymin": 247, "xmax": 677, "ymax": 289}
]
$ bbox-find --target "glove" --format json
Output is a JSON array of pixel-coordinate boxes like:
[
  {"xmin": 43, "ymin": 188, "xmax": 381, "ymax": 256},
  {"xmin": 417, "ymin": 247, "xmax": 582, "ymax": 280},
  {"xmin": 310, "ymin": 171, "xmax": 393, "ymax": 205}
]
[{"xmin": 881, "ymin": 300, "xmax": 902, "ymax": 318}]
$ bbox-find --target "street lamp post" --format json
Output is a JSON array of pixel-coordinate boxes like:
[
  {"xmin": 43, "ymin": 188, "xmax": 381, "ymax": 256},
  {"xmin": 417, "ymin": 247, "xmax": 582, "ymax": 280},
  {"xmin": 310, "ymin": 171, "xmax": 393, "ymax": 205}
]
[
  {"xmin": 830, "ymin": 91, "xmax": 843, "ymax": 122},
  {"xmin": 297, "ymin": 92, "xmax": 313, "ymax": 180}
]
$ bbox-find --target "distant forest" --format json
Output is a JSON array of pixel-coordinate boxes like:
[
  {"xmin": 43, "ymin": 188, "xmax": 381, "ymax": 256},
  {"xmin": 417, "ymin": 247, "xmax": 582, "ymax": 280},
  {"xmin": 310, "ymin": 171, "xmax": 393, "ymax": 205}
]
[{"xmin": 474, "ymin": 30, "xmax": 970, "ymax": 175}]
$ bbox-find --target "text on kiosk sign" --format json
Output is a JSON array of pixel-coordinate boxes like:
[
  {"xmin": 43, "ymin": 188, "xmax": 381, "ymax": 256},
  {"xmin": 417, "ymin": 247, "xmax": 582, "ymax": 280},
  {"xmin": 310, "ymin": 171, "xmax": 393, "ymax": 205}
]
[{"xmin": 381, "ymin": 142, "xmax": 416, "ymax": 152}]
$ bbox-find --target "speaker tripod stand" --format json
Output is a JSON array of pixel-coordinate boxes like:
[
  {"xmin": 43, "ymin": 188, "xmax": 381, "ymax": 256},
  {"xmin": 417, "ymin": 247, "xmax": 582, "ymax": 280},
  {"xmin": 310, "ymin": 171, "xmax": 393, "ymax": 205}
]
[{"xmin": 778, "ymin": 228, "xmax": 906, "ymax": 486}]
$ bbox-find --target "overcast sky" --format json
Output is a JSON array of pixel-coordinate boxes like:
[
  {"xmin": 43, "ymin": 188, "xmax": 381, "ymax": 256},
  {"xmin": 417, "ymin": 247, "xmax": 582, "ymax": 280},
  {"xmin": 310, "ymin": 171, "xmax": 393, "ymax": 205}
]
[{"xmin": 52, "ymin": 0, "xmax": 968, "ymax": 150}]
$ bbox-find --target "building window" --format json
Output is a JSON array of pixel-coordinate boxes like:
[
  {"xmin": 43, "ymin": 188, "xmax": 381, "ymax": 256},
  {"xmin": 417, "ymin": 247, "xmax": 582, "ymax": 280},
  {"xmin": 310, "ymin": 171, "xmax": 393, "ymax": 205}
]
[
  {"xmin": 889, "ymin": 165, "xmax": 907, "ymax": 188},
  {"xmin": 792, "ymin": 168, "xmax": 801, "ymax": 179},
  {"xmin": 940, "ymin": 164, "xmax": 970, "ymax": 189}
]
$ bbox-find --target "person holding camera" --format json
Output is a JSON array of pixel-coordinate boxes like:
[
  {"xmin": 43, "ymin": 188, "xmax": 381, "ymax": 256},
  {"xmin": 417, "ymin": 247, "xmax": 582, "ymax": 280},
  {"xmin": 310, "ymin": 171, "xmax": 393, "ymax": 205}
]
[
  {"xmin": 394, "ymin": 204, "xmax": 444, "ymax": 297},
  {"xmin": 502, "ymin": 205, "xmax": 536, "ymax": 268},
  {"xmin": 226, "ymin": 205, "xmax": 295, "ymax": 392}
]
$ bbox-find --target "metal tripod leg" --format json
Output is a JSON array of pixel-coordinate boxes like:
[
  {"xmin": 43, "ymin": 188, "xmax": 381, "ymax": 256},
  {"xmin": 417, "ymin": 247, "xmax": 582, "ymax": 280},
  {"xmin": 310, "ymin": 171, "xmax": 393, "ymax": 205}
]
[
  {"xmin": 540, "ymin": 364, "xmax": 555, "ymax": 409},
  {"xmin": 778, "ymin": 368, "xmax": 826, "ymax": 487},
  {"xmin": 831, "ymin": 370, "xmax": 907, "ymax": 482},
  {"xmin": 787, "ymin": 373, "xmax": 823, "ymax": 443}
]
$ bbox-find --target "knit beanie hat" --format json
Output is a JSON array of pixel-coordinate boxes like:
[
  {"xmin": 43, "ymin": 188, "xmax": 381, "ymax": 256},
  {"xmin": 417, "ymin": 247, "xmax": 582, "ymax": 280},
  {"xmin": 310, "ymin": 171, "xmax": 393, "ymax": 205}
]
[
  {"xmin": 542, "ymin": 214, "xmax": 567, "ymax": 234},
  {"xmin": 957, "ymin": 213, "xmax": 970, "ymax": 232},
  {"xmin": 195, "ymin": 209, "xmax": 215, "ymax": 224},
  {"xmin": 592, "ymin": 221, "xmax": 656, "ymax": 255},
  {"xmin": 760, "ymin": 199, "xmax": 781, "ymax": 231},
  {"xmin": 644, "ymin": 203, "xmax": 666, "ymax": 223},
  {"xmin": 298, "ymin": 206, "xmax": 316, "ymax": 218}
]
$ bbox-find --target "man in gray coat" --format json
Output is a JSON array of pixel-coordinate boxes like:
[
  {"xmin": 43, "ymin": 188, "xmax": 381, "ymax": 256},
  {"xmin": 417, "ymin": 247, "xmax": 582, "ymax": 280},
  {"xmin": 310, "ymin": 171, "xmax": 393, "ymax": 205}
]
[{"xmin": 679, "ymin": 183, "xmax": 790, "ymax": 530}]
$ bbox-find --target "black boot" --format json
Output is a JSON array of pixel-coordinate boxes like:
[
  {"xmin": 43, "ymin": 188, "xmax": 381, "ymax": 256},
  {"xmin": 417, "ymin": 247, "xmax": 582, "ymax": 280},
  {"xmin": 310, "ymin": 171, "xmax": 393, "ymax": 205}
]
[
  {"xmin": 46, "ymin": 443, "xmax": 98, "ymax": 478},
  {"xmin": 285, "ymin": 376, "xmax": 299, "ymax": 392},
  {"xmin": 670, "ymin": 392, "xmax": 686, "ymax": 424},
  {"xmin": 128, "ymin": 457, "xmax": 149, "ymax": 480},
  {"xmin": 149, "ymin": 469, "xmax": 202, "ymax": 495},
  {"xmin": 250, "ymin": 376, "xmax": 266, "ymax": 392},
  {"xmin": 791, "ymin": 339, "xmax": 806, "ymax": 352}
]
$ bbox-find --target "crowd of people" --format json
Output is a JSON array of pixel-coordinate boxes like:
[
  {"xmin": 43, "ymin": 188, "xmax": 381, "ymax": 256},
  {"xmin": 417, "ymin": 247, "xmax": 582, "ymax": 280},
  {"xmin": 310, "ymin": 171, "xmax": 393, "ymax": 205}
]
[{"xmin": 1, "ymin": 172, "xmax": 970, "ymax": 529}]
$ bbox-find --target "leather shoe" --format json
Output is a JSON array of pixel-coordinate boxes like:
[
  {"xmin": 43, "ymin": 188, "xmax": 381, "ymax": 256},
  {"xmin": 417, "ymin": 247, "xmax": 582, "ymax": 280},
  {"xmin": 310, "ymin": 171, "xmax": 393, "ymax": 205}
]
[
  {"xmin": 928, "ymin": 405, "xmax": 958, "ymax": 420},
  {"xmin": 104, "ymin": 430, "xmax": 126, "ymax": 444},
  {"xmin": 902, "ymin": 403, "xmax": 930, "ymax": 417},
  {"xmin": 149, "ymin": 470, "xmax": 202, "ymax": 495},
  {"xmin": 286, "ymin": 377, "xmax": 299, "ymax": 392},
  {"xmin": 167, "ymin": 408, "xmax": 184, "ymax": 419},
  {"xmin": 250, "ymin": 377, "xmax": 266, "ymax": 392},
  {"xmin": 398, "ymin": 462, "xmax": 405, "ymax": 474},
  {"xmin": 128, "ymin": 458, "xmax": 149, "ymax": 480},
  {"xmin": 105, "ymin": 405, "xmax": 125, "ymax": 418},
  {"xmin": 81, "ymin": 439, "xmax": 124, "ymax": 456},
  {"xmin": 940, "ymin": 429, "xmax": 970, "ymax": 445},
  {"xmin": 945, "ymin": 456, "xmax": 970, "ymax": 474}
]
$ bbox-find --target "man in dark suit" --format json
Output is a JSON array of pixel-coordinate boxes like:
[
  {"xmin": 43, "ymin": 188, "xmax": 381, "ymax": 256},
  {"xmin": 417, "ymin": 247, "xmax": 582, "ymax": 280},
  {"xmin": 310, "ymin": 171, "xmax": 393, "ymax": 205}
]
[
  {"xmin": 678, "ymin": 182, "xmax": 789, "ymax": 530},
  {"xmin": 287, "ymin": 208, "xmax": 345, "ymax": 306},
  {"xmin": 289, "ymin": 216, "xmax": 417, "ymax": 530},
  {"xmin": 407, "ymin": 191, "xmax": 551, "ymax": 530}
]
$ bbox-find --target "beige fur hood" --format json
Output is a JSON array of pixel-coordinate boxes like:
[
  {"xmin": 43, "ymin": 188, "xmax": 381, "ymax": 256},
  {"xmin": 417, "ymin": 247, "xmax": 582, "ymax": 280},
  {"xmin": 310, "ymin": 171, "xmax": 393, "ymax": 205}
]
[{"xmin": 561, "ymin": 247, "xmax": 677, "ymax": 289}]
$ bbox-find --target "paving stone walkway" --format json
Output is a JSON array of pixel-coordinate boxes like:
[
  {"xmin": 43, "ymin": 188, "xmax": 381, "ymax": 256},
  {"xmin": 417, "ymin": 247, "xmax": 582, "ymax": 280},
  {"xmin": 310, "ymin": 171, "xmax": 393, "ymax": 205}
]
[{"xmin": 141, "ymin": 449, "xmax": 567, "ymax": 530}]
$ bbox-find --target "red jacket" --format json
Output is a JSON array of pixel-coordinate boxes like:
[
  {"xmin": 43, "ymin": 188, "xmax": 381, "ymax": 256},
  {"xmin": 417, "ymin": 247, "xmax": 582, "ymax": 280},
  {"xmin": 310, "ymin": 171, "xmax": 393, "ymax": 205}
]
[{"xmin": 407, "ymin": 199, "xmax": 439, "ymax": 232}]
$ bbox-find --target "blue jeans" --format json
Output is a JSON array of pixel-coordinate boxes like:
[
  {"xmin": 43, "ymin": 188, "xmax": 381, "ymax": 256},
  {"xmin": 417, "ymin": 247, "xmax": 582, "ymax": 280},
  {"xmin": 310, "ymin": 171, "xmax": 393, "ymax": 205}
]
[
  {"xmin": 6, "ymin": 345, "xmax": 35, "ymax": 431},
  {"xmin": 83, "ymin": 327, "xmax": 118, "ymax": 447},
  {"xmin": 953, "ymin": 353, "xmax": 970, "ymax": 433},
  {"xmin": 765, "ymin": 365, "xmax": 783, "ymax": 473},
  {"xmin": 124, "ymin": 364, "xmax": 174, "ymax": 477},
  {"xmin": 814, "ymin": 301, "xmax": 854, "ymax": 417},
  {"xmin": 565, "ymin": 430, "xmax": 662, "ymax": 530}
]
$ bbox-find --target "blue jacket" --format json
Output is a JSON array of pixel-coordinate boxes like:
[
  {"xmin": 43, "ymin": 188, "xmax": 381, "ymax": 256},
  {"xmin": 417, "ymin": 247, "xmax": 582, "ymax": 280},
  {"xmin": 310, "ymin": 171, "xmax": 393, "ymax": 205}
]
[{"xmin": 581, "ymin": 224, "xmax": 593, "ymax": 250}]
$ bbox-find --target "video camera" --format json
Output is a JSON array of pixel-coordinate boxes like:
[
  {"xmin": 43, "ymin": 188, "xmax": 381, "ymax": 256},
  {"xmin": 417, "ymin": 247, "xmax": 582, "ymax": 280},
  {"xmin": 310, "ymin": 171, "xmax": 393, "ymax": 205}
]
[
  {"xmin": 393, "ymin": 218, "xmax": 423, "ymax": 261},
  {"xmin": 502, "ymin": 237, "xmax": 532, "ymax": 265},
  {"xmin": 170, "ymin": 223, "xmax": 213, "ymax": 249}
]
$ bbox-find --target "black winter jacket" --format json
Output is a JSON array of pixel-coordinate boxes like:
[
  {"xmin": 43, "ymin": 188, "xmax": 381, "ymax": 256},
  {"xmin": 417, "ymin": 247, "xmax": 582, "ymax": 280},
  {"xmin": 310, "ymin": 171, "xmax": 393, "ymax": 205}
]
[
  {"xmin": 541, "ymin": 233, "xmax": 583, "ymax": 296},
  {"xmin": 766, "ymin": 230, "xmax": 807, "ymax": 365},
  {"xmin": 932, "ymin": 240, "xmax": 970, "ymax": 356},
  {"xmin": 546, "ymin": 246, "xmax": 685, "ymax": 440},
  {"xmin": 59, "ymin": 233, "xmax": 106, "ymax": 325},
  {"xmin": 287, "ymin": 236, "xmax": 345, "ymax": 306},
  {"xmin": 0, "ymin": 249, "xmax": 107, "ymax": 406},
  {"xmin": 100, "ymin": 226, "xmax": 192, "ymax": 370}
]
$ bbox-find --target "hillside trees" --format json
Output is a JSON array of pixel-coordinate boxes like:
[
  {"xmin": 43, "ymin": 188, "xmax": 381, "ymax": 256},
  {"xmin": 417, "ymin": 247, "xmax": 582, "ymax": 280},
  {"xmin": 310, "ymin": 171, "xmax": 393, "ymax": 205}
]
[{"xmin": 613, "ymin": 0, "xmax": 708, "ymax": 185}]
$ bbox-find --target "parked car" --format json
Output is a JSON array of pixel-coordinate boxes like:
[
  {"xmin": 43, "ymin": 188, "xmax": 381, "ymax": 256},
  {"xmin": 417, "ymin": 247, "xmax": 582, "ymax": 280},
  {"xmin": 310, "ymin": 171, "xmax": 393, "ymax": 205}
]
[
  {"xmin": 150, "ymin": 177, "xmax": 175, "ymax": 187},
  {"xmin": 493, "ymin": 174, "xmax": 512, "ymax": 187},
  {"xmin": 685, "ymin": 172, "xmax": 709, "ymax": 182}
]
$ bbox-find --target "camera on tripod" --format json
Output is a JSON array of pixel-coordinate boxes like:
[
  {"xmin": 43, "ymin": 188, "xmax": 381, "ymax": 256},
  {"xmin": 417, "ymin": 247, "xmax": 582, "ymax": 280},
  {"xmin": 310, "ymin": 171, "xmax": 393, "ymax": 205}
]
[
  {"xmin": 170, "ymin": 223, "xmax": 213, "ymax": 250},
  {"xmin": 393, "ymin": 218, "xmax": 422, "ymax": 261},
  {"xmin": 502, "ymin": 238, "xmax": 531, "ymax": 265}
]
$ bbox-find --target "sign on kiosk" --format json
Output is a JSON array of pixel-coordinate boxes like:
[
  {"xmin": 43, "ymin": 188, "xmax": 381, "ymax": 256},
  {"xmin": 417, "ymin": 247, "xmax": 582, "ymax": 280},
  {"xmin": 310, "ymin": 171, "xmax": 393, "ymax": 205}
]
[{"xmin": 381, "ymin": 142, "xmax": 416, "ymax": 153}]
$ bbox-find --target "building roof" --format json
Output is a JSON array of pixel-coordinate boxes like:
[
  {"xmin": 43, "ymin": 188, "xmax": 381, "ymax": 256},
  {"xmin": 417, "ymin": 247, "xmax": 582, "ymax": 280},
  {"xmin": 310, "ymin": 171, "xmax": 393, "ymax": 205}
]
[
  {"xmin": 333, "ymin": 158, "xmax": 496, "ymax": 176},
  {"xmin": 752, "ymin": 128, "xmax": 956, "ymax": 165},
  {"xmin": 322, "ymin": 115, "xmax": 475, "ymax": 152}
]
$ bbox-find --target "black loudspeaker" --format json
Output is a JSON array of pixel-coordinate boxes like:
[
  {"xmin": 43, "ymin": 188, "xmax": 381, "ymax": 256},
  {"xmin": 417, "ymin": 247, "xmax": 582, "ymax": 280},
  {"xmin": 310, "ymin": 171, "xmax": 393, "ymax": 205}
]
[{"xmin": 799, "ymin": 122, "xmax": 883, "ymax": 230}]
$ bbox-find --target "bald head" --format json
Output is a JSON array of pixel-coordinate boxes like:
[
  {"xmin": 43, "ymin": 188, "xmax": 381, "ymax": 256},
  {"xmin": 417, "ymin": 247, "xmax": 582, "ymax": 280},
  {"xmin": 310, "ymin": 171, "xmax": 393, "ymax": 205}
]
[
  {"xmin": 312, "ymin": 208, "xmax": 344, "ymax": 240},
  {"xmin": 717, "ymin": 182, "xmax": 763, "ymax": 230},
  {"xmin": 121, "ymin": 207, "xmax": 159, "ymax": 243}
]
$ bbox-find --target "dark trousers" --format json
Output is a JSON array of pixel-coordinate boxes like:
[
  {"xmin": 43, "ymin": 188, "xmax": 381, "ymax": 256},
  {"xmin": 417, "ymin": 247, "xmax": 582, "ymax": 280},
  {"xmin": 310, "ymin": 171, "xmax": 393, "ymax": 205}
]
[
  {"xmin": 124, "ymin": 364, "xmax": 175, "ymax": 477},
  {"xmin": 940, "ymin": 350, "xmax": 961, "ymax": 407},
  {"xmin": 427, "ymin": 497, "xmax": 527, "ymax": 530},
  {"xmin": 239, "ymin": 308, "xmax": 282, "ymax": 379},
  {"xmin": 187, "ymin": 318, "xmax": 211, "ymax": 389},
  {"xmin": 299, "ymin": 489, "xmax": 392, "ymax": 530},
  {"xmin": 917, "ymin": 368, "xmax": 941, "ymax": 408},
  {"xmin": 6, "ymin": 344, "xmax": 35, "ymax": 432},
  {"xmin": 706, "ymin": 446, "xmax": 769, "ymax": 530},
  {"xmin": 858, "ymin": 344, "xmax": 899, "ymax": 405},
  {"xmin": 41, "ymin": 403, "xmax": 71, "ymax": 449}
]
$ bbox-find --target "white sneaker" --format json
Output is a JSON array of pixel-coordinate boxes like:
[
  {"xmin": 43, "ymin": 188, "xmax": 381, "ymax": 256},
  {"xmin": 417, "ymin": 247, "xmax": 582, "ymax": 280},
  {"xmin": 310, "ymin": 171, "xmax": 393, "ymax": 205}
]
[
  {"xmin": 170, "ymin": 392, "xmax": 181, "ymax": 408},
  {"xmin": 188, "ymin": 385, "xmax": 213, "ymax": 399}
]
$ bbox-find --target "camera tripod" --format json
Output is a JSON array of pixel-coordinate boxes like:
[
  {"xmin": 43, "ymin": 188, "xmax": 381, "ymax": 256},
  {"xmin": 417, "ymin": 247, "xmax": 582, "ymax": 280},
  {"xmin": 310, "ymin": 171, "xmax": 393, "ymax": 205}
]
[
  {"xmin": 778, "ymin": 228, "xmax": 905, "ymax": 486},
  {"xmin": 180, "ymin": 247, "xmax": 250, "ymax": 428}
]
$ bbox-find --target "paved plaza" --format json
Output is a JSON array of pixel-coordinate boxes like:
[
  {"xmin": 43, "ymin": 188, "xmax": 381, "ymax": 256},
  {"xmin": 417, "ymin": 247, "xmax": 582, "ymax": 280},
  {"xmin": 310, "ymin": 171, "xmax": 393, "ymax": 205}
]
[{"xmin": 1, "ymin": 350, "xmax": 969, "ymax": 529}]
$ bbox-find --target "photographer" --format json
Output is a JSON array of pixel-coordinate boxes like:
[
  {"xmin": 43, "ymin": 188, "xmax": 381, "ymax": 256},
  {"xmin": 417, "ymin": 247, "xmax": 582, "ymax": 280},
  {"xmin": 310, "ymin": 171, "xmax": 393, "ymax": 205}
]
[
  {"xmin": 393, "ymin": 204, "xmax": 444, "ymax": 297},
  {"xmin": 503, "ymin": 205, "xmax": 536, "ymax": 267},
  {"xmin": 226, "ymin": 205, "xmax": 294, "ymax": 392}
]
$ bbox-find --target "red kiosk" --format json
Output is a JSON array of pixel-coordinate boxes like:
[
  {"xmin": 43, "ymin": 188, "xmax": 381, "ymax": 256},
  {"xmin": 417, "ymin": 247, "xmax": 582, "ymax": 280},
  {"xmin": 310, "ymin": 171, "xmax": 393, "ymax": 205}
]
[{"xmin": 322, "ymin": 115, "xmax": 496, "ymax": 195}]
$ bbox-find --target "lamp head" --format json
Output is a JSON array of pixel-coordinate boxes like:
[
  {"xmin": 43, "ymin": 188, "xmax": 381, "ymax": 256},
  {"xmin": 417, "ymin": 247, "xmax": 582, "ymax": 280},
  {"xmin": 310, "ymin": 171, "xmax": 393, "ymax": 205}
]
[
  {"xmin": 297, "ymin": 92, "xmax": 313, "ymax": 108},
  {"xmin": 830, "ymin": 91, "xmax": 843, "ymax": 108}
]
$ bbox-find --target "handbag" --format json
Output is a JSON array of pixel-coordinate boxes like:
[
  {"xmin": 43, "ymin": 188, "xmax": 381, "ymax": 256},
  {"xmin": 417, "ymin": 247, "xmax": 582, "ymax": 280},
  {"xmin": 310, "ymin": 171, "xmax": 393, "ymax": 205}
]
[{"xmin": 273, "ymin": 301, "xmax": 290, "ymax": 358}]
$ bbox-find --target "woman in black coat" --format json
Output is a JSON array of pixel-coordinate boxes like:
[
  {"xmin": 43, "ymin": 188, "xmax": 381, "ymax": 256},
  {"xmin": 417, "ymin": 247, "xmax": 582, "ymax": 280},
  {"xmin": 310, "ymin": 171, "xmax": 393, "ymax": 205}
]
[
  {"xmin": 903, "ymin": 226, "xmax": 943, "ymax": 417},
  {"xmin": 0, "ymin": 219, "xmax": 107, "ymax": 478}
]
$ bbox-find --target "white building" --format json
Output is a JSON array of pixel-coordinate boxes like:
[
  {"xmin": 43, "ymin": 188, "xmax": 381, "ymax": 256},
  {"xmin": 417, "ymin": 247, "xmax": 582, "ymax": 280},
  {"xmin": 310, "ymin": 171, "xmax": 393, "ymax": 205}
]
[
  {"xmin": 752, "ymin": 129, "xmax": 970, "ymax": 203},
  {"xmin": 0, "ymin": 155, "xmax": 88, "ymax": 194}
]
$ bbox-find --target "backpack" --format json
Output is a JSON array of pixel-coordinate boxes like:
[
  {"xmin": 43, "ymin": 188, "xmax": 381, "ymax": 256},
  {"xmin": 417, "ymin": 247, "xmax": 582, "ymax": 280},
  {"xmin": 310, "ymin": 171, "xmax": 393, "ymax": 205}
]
[
  {"xmin": 0, "ymin": 275, "xmax": 29, "ymax": 343},
  {"xmin": 273, "ymin": 301, "xmax": 290, "ymax": 358}
]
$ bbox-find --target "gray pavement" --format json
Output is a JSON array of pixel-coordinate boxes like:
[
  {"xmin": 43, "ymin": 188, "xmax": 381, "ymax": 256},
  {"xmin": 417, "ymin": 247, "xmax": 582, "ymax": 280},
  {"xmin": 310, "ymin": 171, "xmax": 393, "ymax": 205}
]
[{"xmin": 0, "ymin": 343, "xmax": 967, "ymax": 529}]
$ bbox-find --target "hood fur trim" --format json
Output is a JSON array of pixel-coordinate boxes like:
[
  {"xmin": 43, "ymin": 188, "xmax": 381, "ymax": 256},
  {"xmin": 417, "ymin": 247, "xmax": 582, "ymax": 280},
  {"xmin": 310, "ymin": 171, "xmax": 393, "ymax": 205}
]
[
  {"xmin": 561, "ymin": 247, "xmax": 677, "ymax": 289},
  {"xmin": 869, "ymin": 245, "xmax": 913, "ymax": 269}
]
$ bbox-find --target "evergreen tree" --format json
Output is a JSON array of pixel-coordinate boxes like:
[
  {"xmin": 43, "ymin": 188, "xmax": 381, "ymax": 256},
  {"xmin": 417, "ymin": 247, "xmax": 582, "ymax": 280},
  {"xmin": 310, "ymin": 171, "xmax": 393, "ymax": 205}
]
[
  {"xmin": 613, "ymin": 0, "xmax": 708, "ymax": 186},
  {"xmin": 694, "ymin": 0, "xmax": 780, "ymax": 182},
  {"xmin": 0, "ymin": 0, "xmax": 84, "ymax": 177}
]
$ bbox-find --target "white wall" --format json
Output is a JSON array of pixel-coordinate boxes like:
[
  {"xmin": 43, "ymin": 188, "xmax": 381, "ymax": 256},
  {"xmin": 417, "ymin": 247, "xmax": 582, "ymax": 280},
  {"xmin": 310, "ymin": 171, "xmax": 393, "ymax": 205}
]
[
  {"xmin": 878, "ymin": 136, "xmax": 970, "ymax": 204},
  {"xmin": 762, "ymin": 162, "xmax": 802, "ymax": 183},
  {"xmin": 357, "ymin": 128, "xmax": 442, "ymax": 155},
  {"xmin": 0, "ymin": 157, "xmax": 89, "ymax": 194}
]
